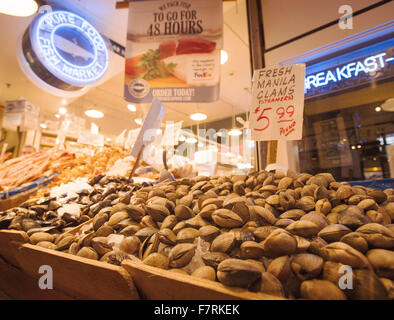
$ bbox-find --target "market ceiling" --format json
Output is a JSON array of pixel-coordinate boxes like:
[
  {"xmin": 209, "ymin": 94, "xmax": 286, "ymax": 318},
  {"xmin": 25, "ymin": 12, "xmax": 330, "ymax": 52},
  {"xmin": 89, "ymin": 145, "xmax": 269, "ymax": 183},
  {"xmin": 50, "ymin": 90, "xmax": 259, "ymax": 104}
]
[{"xmin": 0, "ymin": 0, "xmax": 251, "ymax": 139}]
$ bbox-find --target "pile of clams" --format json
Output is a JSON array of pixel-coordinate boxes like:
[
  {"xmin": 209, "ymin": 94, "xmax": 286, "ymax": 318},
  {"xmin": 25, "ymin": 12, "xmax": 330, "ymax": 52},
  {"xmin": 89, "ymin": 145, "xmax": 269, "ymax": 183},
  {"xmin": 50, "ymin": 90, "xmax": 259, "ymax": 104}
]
[
  {"xmin": 0, "ymin": 175, "xmax": 152, "ymax": 237},
  {"xmin": 2, "ymin": 170, "xmax": 394, "ymax": 300}
]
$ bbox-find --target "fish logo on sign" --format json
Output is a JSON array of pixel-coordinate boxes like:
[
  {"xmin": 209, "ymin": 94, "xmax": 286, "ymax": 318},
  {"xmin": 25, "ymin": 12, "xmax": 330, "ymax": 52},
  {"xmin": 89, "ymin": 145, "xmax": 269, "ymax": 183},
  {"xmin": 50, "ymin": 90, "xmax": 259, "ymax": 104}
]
[
  {"xmin": 128, "ymin": 78, "xmax": 150, "ymax": 98},
  {"xmin": 29, "ymin": 10, "xmax": 109, "ymax": 87}
]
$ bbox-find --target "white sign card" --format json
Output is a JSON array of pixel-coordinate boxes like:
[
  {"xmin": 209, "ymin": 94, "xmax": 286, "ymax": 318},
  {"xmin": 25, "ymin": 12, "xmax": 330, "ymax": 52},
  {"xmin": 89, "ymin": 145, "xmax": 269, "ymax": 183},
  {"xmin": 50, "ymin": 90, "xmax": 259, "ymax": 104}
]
[
  {"xmin": 125, "ymin": 128, "xmax": 141, "ymax": 149},
  {"xmin": 130, "ymin": 98, "xmax": 166, "ymax": 157},
  {"xmin": 77, "ymin": 131, "xmax": 104, "ymax": 147},
  {"xmin": 250, "ymin": 64, "xmax": 306, "ymax": 141},
  {"xmin": 161, "ymin": 121, "xmax": 183, "ymax": 147}
]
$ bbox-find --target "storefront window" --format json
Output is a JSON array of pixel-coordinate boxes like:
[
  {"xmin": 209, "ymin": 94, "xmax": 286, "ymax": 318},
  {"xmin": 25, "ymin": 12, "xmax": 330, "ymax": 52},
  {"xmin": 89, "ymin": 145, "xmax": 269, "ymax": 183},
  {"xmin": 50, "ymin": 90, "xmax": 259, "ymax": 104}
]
[{"xmin": 298, "ymin": 37, "xmax": 394, "ymax": 181}]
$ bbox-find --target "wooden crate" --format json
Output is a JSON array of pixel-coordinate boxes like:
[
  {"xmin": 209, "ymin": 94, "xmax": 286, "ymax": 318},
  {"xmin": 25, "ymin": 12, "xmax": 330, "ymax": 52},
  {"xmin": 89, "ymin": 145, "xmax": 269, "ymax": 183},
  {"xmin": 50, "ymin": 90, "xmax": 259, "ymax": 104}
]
[
  {"xmin": 0, "ymin": 221, "xmax": 140, "ymax": 300},
  {"xmin": 0, "ymin": 230, "xmax": 29, "ymax": 268},
  {"xmin": 0, "ymin": 256, "xmax": 72, "ymax": 300},
  {"xmin": 14, "ymin": 244, "xmax": 139, "ymax": 300},
  {"xmin": 122, "ymin": 260, "xmax": 284, "ymax": 300}
]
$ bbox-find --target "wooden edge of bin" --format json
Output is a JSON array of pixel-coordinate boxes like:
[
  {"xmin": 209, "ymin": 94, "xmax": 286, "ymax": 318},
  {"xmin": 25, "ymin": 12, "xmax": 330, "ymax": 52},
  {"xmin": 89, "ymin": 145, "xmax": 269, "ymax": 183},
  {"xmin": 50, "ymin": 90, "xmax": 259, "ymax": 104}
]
[
  {"xmin": 121, "ymin": 259, "xmax": 285, "ymax": 300},
  {"xmin": 15, "ymin": 243, "xmax": 140, "ymax": 300},
  {"xmin": 0, "ymin": 217, "xmax": 92, "ymax": 267},
  {"xmin": 0, "ymin": 229, "xmax": 29, "ymax": 267},
  {"xmin": 64, "ymin": 218, "xmax": 94, "ymax": 235},
  {"xmin": 0, "ymin": 256, "xmax": 73, "ymax": 300}
]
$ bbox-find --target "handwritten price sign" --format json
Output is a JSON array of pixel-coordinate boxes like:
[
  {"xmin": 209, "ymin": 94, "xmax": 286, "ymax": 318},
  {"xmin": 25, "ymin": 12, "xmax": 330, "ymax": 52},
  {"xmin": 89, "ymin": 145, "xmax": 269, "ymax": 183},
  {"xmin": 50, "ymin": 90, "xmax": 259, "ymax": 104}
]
[{"xmin": 250, "ymin": 64, "xmax": 305, "ymax": 141}]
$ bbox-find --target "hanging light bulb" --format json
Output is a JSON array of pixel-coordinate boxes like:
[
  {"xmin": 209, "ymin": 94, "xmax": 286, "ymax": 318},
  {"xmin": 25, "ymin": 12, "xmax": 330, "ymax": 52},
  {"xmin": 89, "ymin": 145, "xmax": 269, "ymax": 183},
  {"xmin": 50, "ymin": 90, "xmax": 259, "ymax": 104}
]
[
  {"xmin": 128, "ymin": 104, "xmax": 136, "ymax": 112},
  {"xmin": 229, "ymin": 128, "xmax": 242, "ymax": 136},
  {"xmin": 190, "ymin": 113, "xmax": 207, "ymax": 121},
  {"xmin": 0, "ymin": 0, "xmax": 38, "ymax": 17},
  {"xmin": 186, "ymin": 137, "xmax": 197, "ymax": 144}
]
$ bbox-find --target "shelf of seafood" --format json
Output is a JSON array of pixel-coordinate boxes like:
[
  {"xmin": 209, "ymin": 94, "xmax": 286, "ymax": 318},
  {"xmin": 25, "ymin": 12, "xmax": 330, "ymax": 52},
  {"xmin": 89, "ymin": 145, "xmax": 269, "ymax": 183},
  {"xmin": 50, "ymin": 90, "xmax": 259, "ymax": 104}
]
[{"xmin": 0, "ymin": 165, "xmax": 393, "ymax": 300}]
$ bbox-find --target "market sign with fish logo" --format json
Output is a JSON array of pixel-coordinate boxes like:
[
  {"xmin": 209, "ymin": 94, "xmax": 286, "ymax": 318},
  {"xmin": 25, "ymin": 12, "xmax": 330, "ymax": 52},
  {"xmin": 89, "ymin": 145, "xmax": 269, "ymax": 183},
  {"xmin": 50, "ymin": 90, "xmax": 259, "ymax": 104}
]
[
  {"xmin": 21, "ymin": 10, "xmax": 109, "ymax": 92},
  {"xmin": 124, "ymin": 0, "xmax": 223, "ymax": 103}
]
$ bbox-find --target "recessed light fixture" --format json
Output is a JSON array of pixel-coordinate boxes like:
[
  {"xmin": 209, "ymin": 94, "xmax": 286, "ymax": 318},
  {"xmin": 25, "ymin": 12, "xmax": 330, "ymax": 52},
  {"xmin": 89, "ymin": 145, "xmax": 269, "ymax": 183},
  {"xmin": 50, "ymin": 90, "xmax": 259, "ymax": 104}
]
[
  {"xmin": 190, "ymin": 113, "xmax": 207, "ymax": 121},
  {"xmin": 179, "ymin": 135, "xmax": 186, "ymax": 142},
  {"xmin": 55, "ymin": 114, "xmax": 60, "ymax": 119},
  {"xmin": 106, "ymin": 137, "xmax": 112, "ymax": 142},
  {"xmin": 198, "ymin": 142, "xmax": 204, "ymax": 148},
  {"xmin": 228, "ymin": 128, "xmax": 242, "ymax": 136},
  {"xmin": 59, "ymin": 107, "xmax": 67, "ymax": 115},
  {"xmin": 221, "ymin": 50, "xmax": 228, "ymax": 65},
  {"xmin": 186, "ymin": 137, "xmax": 197, "ymax": 144},
  {"xmin": 61, "ymin": 98, "xmax": 68, "ymax": 105},
  {"xmin": 40, "ymin": 123, "xmax": 47, "ymax": 129},
  {"xmin": 351, "ymin": 145, "xmax": 356, "ymax": 150},
  {"xmin": 135, "ymin": 118, "xmax": 142, "ymax": 125},
  {"xmin": 85, "ymin": 109, "xmax": 104, "ymax": 118},
  {"xmin": 156, "ymin": 129, "xmax": 162, "ymax": 134},
  {"xmin": 357, "ymin": 144, "xmax": 362, "ymax": 149},
  {"xmin": 375, "ymin": 106, "xmax": 382, "ymax": 112},
  {"xmin": 128, "ymin": 104, "xmax": 136, "ymax": 112},
  {"xmin": 0, "ymin": 0, "xmax": 38, "ymax": 17}
]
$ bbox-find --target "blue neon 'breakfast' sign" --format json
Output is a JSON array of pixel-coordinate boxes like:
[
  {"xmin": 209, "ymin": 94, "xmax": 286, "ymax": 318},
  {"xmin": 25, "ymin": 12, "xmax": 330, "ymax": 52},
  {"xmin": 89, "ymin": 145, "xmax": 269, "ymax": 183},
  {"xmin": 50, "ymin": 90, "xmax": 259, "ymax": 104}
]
[
  {"xmin": 28, "ymin": 10, "xmax": 108, "ymax": 87},
  {"xmin": 304, "ymin": 38, "xmax": 394, "ymax": 98}
]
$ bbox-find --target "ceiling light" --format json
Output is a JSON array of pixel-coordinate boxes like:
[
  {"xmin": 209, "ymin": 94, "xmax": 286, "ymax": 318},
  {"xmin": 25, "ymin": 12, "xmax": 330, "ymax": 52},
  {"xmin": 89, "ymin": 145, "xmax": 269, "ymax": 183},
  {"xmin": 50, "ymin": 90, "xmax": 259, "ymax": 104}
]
[
  {"xmin": 59, "ymin": 107, "xmax": 67, "ymax": 115},
  {"xmin": 351, "ymin": 145, "xmax": 356, "ymax": 150},
  {"xmin": 221, "ymin": 50, "xmax": 228, "ymax": 65},
  {"xmin": 198, "ymin": 142, "xmax": 204, "ymax": 148},
  {"xmin": 190, "ymin": 113, "xmax": 207, "ymax": 121},
  {"xmin": 0, "ymin": 0, "xmax": 38, "ymax": 17},
  {"xmin": 135, "ymin": 118, "xmax": 142, "ymax": 125},
  {"xmin": 85, "ymin": 109, "xmax": 104, "ymax": 118},
  {"xmin": 375, "ymin": 106, "xmax": 382, "ymax": 112},
  {"xmin": 55, "ymin": 114, "xmax": 60, "ymax": 119},
  {"xmin": 381, "ymin": 98, "xmax": 394, "ymax": 112},
  {"xmin": 186, "ymin": 137, "xmax": 197, "ymax": 144},
  {"xmin": 40, "ymin": 123, "xmax": 47, "ymax": 129},
  {"xmin": 106, "ymin": 137, "xmax": 112, "ymax": 142},
  {"xmin": 228, "ymin": 128, "xmax": 242, "ymax": 136},
  {"xmin": 61, "ymin": 98, "xmax": 68, "ymax": 105},
  {"xmin": 156, "ymin": 129, "xmax": 162, "ymax": 134},
  {"xmin": 357, "ymin": 144, "xmax": 362, "ymax": 149},
  {"xmin": 127, "ymin": 104, "xmax": 136, "ymax": 112},
  {"xmin": 179, "ymin": 135, "xmax": 186, "ymax": 142}
]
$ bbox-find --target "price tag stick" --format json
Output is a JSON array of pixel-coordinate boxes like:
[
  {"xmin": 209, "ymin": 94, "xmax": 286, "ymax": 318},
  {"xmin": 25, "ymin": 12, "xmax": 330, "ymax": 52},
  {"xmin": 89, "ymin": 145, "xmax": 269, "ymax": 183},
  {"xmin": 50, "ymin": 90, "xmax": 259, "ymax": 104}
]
[
  {"xmin": 128, "ymin": 145, "xmax": 144, "ymax": 183},
  {"xmin": 163, "ymin": 148, "xmax": 168, "ymax": 170},
  {"xmin": 267, "ymin": 140, "xmax": 278, "ymax": 165}
]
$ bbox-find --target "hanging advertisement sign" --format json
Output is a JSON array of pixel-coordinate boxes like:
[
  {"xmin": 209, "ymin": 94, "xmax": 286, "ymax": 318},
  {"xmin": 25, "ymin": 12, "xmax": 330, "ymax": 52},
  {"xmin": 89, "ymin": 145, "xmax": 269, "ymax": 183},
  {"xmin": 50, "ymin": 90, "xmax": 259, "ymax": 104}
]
[
  {"xmin": 124, "ymin": 0, "xmax": 222, "ymax": 103},
  {"xmin": 250, "ymin": 64, "xmax": 306, "ymax": 141},
  {"xmin": 20, "ymin": 10, "xmax": 109, "ymax": 94}
]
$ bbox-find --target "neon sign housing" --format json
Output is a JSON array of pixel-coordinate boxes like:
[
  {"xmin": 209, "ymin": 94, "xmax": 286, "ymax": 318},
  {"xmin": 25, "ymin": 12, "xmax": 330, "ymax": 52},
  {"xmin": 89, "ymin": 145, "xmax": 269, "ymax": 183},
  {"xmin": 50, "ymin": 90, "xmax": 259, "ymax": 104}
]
[
  {"xmin": 21, "ymin": 10, "xmax": 109, "ymax": 92},
  {"xmin": 304, "ymin": 38, "xmax": 394, "ymax": 98}
]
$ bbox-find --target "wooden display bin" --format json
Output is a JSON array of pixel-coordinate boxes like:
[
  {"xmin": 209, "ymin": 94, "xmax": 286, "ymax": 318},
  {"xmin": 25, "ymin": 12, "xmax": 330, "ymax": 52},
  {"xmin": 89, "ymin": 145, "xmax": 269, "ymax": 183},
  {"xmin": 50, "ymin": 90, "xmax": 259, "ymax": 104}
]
[
  {"xmin": 122, "ymin": 259, "xmax": 284, "ymax": 300},
  {"xmin": 0, "ymin": 224, "xmax": 140, "ymax": 300},
  {"xmin": 0, "ymin": 225, "xmax": 283, "ymax": 300}
]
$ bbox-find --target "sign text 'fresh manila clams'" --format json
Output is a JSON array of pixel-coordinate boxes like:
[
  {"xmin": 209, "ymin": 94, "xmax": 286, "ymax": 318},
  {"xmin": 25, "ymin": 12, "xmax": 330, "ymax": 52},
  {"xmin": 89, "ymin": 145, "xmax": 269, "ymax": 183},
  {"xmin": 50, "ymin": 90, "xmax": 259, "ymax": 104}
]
[{"xmin": 250, "ymin": 64, "xmax": 306, "ymax": 141}]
